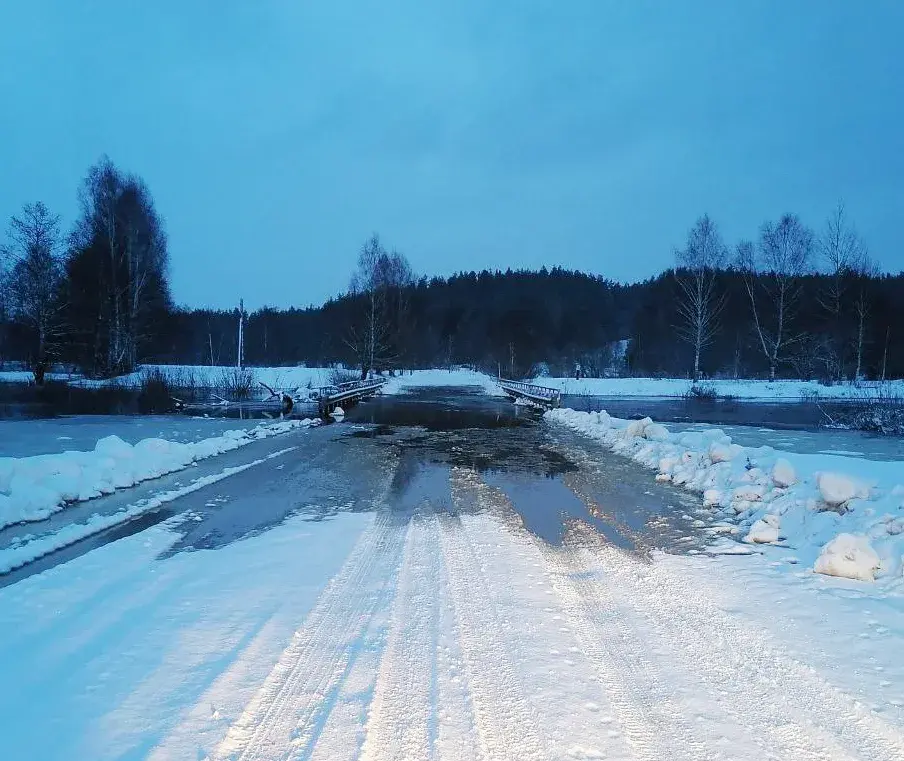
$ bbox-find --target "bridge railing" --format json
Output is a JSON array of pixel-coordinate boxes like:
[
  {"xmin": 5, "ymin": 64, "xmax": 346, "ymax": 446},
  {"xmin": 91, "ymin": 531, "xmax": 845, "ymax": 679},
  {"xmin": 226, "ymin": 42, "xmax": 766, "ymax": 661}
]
[
  {"xmin": 317, "ymin": 377, "xmax": 387, "ymax": 414},
  {"xmin": 498, "ymin": 378, "xmax": 562, "ymax": 407}
]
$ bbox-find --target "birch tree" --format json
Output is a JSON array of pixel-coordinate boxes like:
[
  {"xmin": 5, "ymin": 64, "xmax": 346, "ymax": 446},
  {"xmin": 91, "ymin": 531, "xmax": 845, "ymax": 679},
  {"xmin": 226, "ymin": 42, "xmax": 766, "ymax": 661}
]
[
  {"xmin": 69, "ymin": 157, "xmax": 171, "ymax": 376},
  {"xmin": 818, "ymin": 201, "xmax": 864, "ymax": 379},
  {"xmin": 3, "ymin": 202, "xmax": 66, "ymax": 384},
  {"xmin": 345, "ymin": 234, "xmax": 413, "ymax": 377},
  {"xmin": 673, "ymin": 214, "xmax": 726, "ymax": 381},
  {"xmin": 737, "ymin": 214, "xmax": 814, "ymax": 381},
  {"xmin": 852, "ymin": 252, "xmax": 878, "ymax": 381}
]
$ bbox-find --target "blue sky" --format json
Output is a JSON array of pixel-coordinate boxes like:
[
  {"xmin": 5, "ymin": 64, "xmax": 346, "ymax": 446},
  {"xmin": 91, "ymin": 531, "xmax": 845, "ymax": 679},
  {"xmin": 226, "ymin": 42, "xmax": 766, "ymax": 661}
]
[{"xmin": 2, "ymin": 1, "xmax": 902, "ymax": 309}]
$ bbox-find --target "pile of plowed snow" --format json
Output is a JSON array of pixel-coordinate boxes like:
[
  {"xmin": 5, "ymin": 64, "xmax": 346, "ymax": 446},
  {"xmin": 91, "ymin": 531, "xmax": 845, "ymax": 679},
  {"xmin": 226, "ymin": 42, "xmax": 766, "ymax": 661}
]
[
  {"xmin": 547, "ymin": 408, "xmax": 904, "ymax": 583},
  {"xmin": 0, "ymin": 419, "xmax": 317, "ymax": 529}
]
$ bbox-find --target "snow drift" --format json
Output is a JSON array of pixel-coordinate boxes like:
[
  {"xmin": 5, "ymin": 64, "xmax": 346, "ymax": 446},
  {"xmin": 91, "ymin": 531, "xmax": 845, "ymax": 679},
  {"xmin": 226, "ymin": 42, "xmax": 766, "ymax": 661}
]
[
  {"xmin": 0, "ymin": 419, "xmax": 316, "ymax": 530},
  {"xmin": 546, "ymin": 408, "xmax": 904, "ymax": 583}
]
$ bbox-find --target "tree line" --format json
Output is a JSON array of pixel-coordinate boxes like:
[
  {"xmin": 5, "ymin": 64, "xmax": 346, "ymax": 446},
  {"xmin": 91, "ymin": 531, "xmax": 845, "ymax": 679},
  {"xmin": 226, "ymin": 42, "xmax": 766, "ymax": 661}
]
[
  {"xmin": 2, "ymin": 188, "xmax": 901, "ymax": 383},
  {"xmin": 0, "ymin": 156, "xmax": 171, "ymax": 383}
]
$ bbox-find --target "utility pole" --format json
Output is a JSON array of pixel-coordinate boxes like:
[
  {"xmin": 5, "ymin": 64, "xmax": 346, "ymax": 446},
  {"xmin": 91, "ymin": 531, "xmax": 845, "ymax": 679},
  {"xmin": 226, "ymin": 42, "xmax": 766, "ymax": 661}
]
[{"xmin": 237, "ymin": 298, "xmax": 244, "ymax": 370}]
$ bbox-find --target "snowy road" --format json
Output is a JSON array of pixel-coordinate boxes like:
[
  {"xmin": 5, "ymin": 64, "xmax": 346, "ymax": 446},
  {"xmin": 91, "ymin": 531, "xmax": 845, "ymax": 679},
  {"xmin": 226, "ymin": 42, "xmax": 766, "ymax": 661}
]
[{"xmin": 2, "ymin": 391, "xmax": 903, "ymax": 760}]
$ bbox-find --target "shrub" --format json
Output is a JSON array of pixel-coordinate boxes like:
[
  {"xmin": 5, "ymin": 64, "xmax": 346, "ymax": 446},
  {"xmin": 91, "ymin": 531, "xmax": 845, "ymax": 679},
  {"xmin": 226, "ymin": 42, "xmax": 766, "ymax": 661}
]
[
  {"xmin": 329, "ymin": 367, "xmax": 359, "ymax": 386},
  {"xmin": 217, "ymin": 366, "xmax": 257, "ymax": 400},
  {"xmin": 823, "ymin": 387, "xmax": 904, "ymax": 435},
  {"xmin": 683, "ymin": 382, "xmax": 719, "ymax": 401},
  {"xmin": 138, "ymin": 367, "xmax": 176, "ymax": 413}
]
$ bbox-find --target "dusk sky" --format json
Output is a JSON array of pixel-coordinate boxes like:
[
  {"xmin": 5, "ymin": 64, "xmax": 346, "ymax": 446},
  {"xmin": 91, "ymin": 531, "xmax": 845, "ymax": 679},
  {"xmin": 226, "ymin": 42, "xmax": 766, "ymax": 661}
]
[{"xmin": 2, "ymin": 1, "xmax": 902, "ymax": 310}]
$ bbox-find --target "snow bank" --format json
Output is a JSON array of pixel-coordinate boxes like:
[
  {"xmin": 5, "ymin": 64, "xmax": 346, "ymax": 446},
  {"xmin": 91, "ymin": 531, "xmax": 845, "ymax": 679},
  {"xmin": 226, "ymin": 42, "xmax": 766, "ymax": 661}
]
[
  {"xmin": 546, "ymin": 408, "xmax": 904, "ymax": 583},
  {"xmin": 0, "ymin": 419, "xmax": 316, "ymax": 530}
]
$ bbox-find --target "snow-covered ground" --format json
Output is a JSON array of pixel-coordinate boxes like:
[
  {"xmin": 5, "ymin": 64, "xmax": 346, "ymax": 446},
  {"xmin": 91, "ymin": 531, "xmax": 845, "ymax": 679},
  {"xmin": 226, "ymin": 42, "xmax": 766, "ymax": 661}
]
[
  {"xmin": 382, "ymin": 368, "xmax": 504, "ymax": 396},
  {"xmin": 539, "ymin": 375, "xmax": 904, "ymax": 399},
  {"xmin": 0, "ymin": 418, "xmax": 317, "ymax": 532},
  {"xmin": 548, "ymin": 407, "xmax": 904, "ymax": 586},
  {"xmin": 1, "ymin": 460, "xmax": 902, "ymax": 760},
  {"xmin": 5, "ymin": 364, "xmax": 904, "ymax": 401}
]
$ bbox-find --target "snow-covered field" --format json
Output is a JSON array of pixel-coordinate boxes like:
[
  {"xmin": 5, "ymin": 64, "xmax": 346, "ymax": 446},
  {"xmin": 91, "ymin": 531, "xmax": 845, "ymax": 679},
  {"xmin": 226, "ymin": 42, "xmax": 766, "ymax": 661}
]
[
  {"xmin": 0, "ymin": 365, "xmax": 503, "ymax": 393},
  {"xmin": 538, "ymin": 375, "xmax": 904, "ymax": 399},
  {"xmin": 7, "ymin": 363, "xmax": 902, "ymax": 401},
  {"xmin": 548, "ymin": 407, "xmax": 904, "ymax": 585},
  {"xmin": 1, "ymin": 461, "xmax": 902, "ymax": 760}
]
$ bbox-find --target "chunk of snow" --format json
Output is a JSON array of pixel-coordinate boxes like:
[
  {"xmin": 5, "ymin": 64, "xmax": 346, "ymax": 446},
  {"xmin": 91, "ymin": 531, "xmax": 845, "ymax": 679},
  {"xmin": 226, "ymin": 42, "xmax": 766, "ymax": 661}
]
[
  {"xmin": 709, "ymin": 442, "xmax": 741, "ymax": 463},
  {"xmin": 732, "ymin": 484, "xmax": 766, "ymax": 502},
  {"xmin": 772, "ymin": 458, "xmax": 796, "ymax": 488},
  {"xmin": 746, "ymin": 514, "xmax": 780, "ymax": 544},
  {"xmin": 658, "ymin": 457, "xmax": 678, "ymax": 474},
  {"xmin": 624, "ymin": 417, "xmax": 653, "ymax": 438},
  {"xmin": 703, "ymin": 489, "xmax": 723, "ymax": 506},
  {"xmin": 816, "ymin": 472, "xmax": 869, "ymax": 507},
  {"xmin": 813, "ymin": 533, "xmax": 880, "ymax": 582},
  {"xmin": 644, "ymin": 423, "xmax": 670, "ymax": 441}
]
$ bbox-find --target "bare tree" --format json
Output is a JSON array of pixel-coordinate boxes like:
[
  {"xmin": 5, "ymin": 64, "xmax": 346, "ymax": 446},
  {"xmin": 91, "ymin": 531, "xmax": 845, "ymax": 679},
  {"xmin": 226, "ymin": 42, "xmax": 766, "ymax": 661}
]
[
  {"xmin": 673, "ymin": 214, "xmax": 727, "ymax": 381},
  {"xmin": 2, "ymin": 202, "xmax": 66, "ymax": 384},
  {"xmin": 345, "ymin": 234, "xmax": 414, "ymax": 377},
  {"xmin": 817, "ymin": 201, "xmax": 864, "ymax": 379},
  {"xmin": 0, "ymin": 253, "xmax": 9, "ymax": 366},
  {"xmin": 737, "ymin": 213, "xmax": 814, "ymax": 381},
  {"xmin": 69, "ymin": 157, "xmax": 170, "ymax": 375},
  {"xmin": 852, "ymin": 252, "xmax": 878, "ymax": 381}
]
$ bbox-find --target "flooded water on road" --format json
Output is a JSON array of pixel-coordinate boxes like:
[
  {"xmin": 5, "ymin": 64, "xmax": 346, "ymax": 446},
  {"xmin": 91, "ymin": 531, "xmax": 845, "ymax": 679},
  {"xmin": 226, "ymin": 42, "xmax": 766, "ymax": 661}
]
[
  {"xmin": 340, "ymin": 387, "xmax": 709, "ymax": 555},
  {"xmin": 2, "ymin": 387, "xmax": 715, "ymax": 587}
]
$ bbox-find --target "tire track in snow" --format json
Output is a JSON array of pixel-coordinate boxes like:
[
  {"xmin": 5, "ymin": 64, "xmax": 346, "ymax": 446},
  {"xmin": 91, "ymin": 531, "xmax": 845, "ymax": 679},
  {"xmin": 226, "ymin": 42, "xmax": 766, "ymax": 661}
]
[
  {"xmin": 359, "ymin": 511, "xmax": 443, "ymax": 761},
  {"xmin": 212, "ymin": 509, "xmax": 407, "ymax": 761},
  {"xmin": 438, "ymin": 500, "xmax": 549, "ymax": 761},
  {"xmin": 569, "ymin": 522, "xmax": 904, "ymax": 761},
  {"xmin": 456, "ymin": 468, "xmax": 684, "ymax": 761},
  {"xmin": 541, "ymin": 543, "xmax": 775, "ymax": 761},
  {"xmin": 433, "ymin": 565, "xmax": 481, "ymax": 761}
]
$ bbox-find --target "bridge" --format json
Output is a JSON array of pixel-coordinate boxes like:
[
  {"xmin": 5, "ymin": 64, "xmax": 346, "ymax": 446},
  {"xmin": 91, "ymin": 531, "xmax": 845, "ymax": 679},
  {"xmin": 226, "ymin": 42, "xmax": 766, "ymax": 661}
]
[
  {"xmin": 317, "ymin": 377, "xmax": 387, "ymax": 416},
  {"xmin": 497, "ymin": 378, "xmax": 562, "ymax": 408}
]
